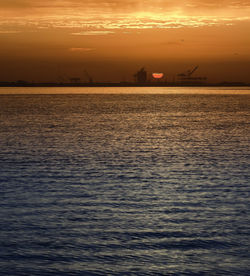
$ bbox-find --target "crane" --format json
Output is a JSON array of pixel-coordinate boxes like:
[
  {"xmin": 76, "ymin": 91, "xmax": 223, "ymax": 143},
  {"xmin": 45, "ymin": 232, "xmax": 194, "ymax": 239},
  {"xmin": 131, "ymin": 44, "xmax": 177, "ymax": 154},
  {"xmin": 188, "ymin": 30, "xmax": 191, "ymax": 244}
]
[
  {"xmin": 187, "ymin": 66, "xmax": 199, "ymax": 77},
  {"xmin": 57, "ymin": 66, "xmax": 68, "ymax": 83},
  {"xmin": 177, "ymin": 65, "xmax": 206, "ymax": 83},
  {"xmin": 84, "ymin": 70, "xmax": 93, "ymax": 83},
  {"xmin": 177, "ymin": 66, "xmax": 199, "ymax": 78}
]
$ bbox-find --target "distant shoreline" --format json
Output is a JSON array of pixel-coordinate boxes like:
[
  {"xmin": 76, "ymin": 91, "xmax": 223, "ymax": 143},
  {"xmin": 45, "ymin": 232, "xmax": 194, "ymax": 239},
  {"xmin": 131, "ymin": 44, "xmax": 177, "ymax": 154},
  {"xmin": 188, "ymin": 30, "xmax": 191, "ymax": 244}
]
[{"xmin": 0, "ymin": 82, "xmax": 250, "ymax": 88}]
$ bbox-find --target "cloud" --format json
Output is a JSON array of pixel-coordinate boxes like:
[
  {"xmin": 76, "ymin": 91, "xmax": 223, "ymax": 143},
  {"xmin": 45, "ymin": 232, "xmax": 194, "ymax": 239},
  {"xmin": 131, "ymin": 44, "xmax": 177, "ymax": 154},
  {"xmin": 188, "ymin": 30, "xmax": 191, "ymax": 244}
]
[
  {"xmin": 0, "ymin": 0, "xmax": 250, "ymax": 33},
  {"xmin": 71, "ymin": 31, "xmax": 114, "ymax": 36},
  {"xmin": 69, "ymin": 47, "xmax": 95, "ymax": 51},
  {"xmin": 1, "ymin": 0, "xmax": 250, "ymax": 13},
  {"xmin": 0, "ymin": 0, "xmax": 32, "ymax": 8},
  {"xmin": 1, "ymin": 13, "xmax": 249, "ymax": 33},
  {"xmin": 187, "ymin": 0, "xmax": 250, "ymax": 9},
  {"xmin": 0, "ymin": 30, "xmax": 21, "ymax": 34}
]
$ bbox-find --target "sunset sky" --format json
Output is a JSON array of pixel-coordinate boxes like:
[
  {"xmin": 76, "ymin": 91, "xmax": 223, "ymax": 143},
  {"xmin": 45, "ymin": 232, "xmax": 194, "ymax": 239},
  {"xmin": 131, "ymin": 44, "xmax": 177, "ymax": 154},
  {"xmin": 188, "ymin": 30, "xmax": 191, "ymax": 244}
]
[{"xmin": 0, "ymin": 0, "xmax": 250, "ymax": 83}]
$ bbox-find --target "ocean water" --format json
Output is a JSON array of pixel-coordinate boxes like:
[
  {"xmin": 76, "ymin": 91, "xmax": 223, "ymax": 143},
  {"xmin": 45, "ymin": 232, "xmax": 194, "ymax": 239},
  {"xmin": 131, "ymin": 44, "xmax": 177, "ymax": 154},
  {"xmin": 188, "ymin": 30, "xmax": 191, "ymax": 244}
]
[{"xmin": 0, "ymin": 87, "xmax": 250, "ymax": 275}]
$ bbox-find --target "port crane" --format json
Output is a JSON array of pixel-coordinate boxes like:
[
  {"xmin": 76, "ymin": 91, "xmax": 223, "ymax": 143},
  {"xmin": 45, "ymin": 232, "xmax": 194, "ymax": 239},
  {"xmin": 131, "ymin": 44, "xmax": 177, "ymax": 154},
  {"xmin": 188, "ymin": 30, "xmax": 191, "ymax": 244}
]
[
  {"xmin": 177, "ymin": 66, "xmax": 198, "ymax": 79},
  {"xmin": 84, "ymin": 70, "xmax": 93, "ymax": 83},
  {"xmin": 177, "ymin": 66, "xmax": 206, "ymax": 82},
  {"xmin": 57, "ymin": 66, "xmax": 68, "ymax": 83}
]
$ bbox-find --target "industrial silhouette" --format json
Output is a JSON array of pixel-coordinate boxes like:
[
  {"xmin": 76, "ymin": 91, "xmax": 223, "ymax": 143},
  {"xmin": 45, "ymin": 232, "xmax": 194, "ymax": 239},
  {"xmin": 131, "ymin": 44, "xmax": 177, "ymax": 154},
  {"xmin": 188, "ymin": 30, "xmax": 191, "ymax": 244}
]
[
  {"xmin": 134, "ymin": 67, "xmax": 147, "ymax": 83},
  {"xmin": 70, "ymin": 77, "xmax": 81, "ymax": 83},
  {"xmin": 177, "ymin": 66, "xmax": 207, "ymax": 83},
  {"xmin": 2, "ymin": 65, "xmax": 249, "ymax": 87},
  {"xmin": 84, "ymin": 70, "xmax": 93, "ymax": 83}
]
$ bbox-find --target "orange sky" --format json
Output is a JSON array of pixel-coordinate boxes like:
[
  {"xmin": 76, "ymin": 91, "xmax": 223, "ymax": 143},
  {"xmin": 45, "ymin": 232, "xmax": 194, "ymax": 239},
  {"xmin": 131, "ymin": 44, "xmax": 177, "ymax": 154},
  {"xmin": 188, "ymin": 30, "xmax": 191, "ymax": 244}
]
[{"xmin": 0, "ymin": 0, "xmax": 250, "ymax": 83}]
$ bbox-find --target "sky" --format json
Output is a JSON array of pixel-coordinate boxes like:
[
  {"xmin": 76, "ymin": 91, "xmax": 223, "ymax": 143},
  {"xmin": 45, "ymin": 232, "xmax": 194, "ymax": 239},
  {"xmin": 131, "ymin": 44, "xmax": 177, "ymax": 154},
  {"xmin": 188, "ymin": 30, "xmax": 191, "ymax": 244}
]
[{"xmin": 0, "ymin": 0, "xmax": 250, "ymax": 83}]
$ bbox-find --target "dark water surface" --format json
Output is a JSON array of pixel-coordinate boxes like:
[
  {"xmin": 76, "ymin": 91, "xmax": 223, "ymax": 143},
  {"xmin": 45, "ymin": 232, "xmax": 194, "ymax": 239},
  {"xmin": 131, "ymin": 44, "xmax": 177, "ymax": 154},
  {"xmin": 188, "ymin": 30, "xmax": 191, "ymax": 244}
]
[{"xmin": 0, "ymin": 90, "xmax": 250, "ymax": 275}]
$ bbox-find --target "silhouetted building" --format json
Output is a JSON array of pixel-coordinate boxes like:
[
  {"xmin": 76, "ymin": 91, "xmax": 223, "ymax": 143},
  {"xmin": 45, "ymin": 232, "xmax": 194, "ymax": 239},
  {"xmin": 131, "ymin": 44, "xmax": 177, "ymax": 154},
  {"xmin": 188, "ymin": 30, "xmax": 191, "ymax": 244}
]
[
  {"xmin": 70, "ymin": 77, "xmax": 81, "ymax": 83},
  {"xmin": 134, "ymin": 67, "xmax": 147, "ymax": 83}
]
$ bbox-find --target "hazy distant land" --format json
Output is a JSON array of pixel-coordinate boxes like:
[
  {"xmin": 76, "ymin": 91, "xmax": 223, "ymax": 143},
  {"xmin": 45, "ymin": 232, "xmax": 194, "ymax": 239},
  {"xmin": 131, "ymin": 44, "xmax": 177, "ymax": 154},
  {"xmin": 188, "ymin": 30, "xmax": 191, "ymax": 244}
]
[{"xmin": 0, "ymin": 81, "xmax": 249, "ymax": 87}]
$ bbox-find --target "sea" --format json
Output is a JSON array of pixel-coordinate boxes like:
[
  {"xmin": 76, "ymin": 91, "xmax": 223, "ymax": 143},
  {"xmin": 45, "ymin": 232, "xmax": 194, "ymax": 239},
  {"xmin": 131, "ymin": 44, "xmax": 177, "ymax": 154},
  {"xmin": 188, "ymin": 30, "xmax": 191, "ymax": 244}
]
[{"xmin": 0, "ymin": 87, "xmax": 249, "ymax": 275}]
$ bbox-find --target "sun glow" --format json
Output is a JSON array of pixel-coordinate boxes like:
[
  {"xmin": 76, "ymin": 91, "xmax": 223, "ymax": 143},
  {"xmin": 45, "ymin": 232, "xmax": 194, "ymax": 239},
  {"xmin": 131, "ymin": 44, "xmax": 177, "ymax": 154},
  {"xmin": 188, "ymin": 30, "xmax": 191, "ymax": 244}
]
[
  {"xmin": 0, "ymin": 0, "xmax": 250, "ymax": 83},
  {"xmin": 1, "ymin": 0, "xmax": 250, "ymax": 36},
  {"xmin": 1, "ymin": 12, "xmax": 249, "ymax": 35}
]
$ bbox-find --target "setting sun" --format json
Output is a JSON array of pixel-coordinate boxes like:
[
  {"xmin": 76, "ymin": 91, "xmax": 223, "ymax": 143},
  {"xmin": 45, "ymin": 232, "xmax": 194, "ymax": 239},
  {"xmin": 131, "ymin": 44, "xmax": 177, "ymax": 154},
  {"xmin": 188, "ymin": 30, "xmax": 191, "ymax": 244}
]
[{"xmin": 0, "ymin": 2, "xmax": 250, "ymax": 276}]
